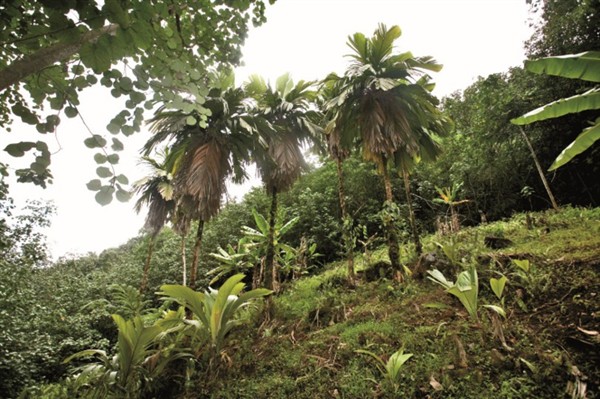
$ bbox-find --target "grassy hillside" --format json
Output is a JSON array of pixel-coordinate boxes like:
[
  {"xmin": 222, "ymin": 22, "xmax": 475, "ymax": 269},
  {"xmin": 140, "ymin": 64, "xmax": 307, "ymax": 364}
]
[{"xmin": 200, "ymin": 207, "xmax": 599, "ymax": 398}]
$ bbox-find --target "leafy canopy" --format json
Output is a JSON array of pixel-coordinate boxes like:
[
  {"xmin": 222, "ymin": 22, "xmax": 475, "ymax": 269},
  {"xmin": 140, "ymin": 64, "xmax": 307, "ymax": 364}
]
[{"xmin": 0, "ymin": 0, "xmax": 273, "ymax": 203}]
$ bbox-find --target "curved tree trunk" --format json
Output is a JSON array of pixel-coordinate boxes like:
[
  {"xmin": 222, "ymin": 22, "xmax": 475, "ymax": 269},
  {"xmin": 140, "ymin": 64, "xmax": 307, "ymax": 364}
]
[
  {"xmin": 264, "ymin": 187, "xmax": 278, "ymax": 292},
  {"xmin": 139, "ymin": 234, "xmax": 156, "ymax": 293},
  {"xmin": 381, "ymin": 163, "xmax": 402, "ymax": 276},
  {"xmin": 401, "ymin": 168, "xmax": 422, "ymax": 255},
  {"xmin": 189, "ymin": 220, "xmax": 205, "ymax": 290},
  {"xmin": 518, "ymin": 126, "xmax": 559, "ymax": 210},
  {"xmin": 336, "ymin": 158, "xmax": 355, "ymax": 284}
]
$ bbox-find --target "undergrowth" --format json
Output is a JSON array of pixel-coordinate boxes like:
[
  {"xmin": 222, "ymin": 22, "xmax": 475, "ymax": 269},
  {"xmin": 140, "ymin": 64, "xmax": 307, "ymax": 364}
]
[{"xmin": 201, "ymin": 207, "xmax": 600, "ymax": 398}]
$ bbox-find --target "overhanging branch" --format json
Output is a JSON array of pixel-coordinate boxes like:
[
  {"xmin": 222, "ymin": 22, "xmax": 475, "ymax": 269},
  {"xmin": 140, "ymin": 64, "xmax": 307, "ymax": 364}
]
[{"xmin": 0, "ymin": 24, "xmax": 118, "ymax": 92}]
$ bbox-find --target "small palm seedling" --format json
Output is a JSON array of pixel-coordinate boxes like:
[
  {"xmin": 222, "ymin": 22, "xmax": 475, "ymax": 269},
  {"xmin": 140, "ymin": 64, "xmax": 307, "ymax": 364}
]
[
  {"xmin": 427, "ymin": 266, "xmax": 505, "ymax": 321},
  {"xmin": 158, "ymin": 273, "xmax": 272, "ymax": 353},
  {"xmin": 64, "ymin": 314, "xmax": 186, "ymax": 398},
  {"xmin": 355, "ymin": 347, "xmax": 413, "ymax": 394},
  {"xmin": 511, "ymin": 258, "xmax": 549, "ymax": 298}
]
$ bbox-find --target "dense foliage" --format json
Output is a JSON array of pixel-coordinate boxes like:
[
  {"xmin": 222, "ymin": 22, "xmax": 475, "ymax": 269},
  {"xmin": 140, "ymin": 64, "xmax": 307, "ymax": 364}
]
[
  {"xmin": 1, "ymin": 0, "xmax": 272, "ymax": 200},
  {"xmin": 0, "ymin": 0, "xmax": 599, "ymax": 397}
]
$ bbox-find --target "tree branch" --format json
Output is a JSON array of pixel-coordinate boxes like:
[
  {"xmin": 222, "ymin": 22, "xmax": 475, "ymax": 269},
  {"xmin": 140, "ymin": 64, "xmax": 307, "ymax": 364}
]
[{"xmin": 0, "ymin": 24, "xmax": 118, "ymax": 93}]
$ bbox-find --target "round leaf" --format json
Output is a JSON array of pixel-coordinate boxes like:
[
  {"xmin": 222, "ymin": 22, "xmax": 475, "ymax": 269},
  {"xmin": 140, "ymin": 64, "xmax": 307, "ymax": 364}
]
[
  {"xmin": 95, "ymin": 186, "xmax": 115, "ymax": 206},
  {"xmin": 94, "ymin": 153, "xmax": 107, "ymax": 164},
  {"xmin": 96, "ymin": 166, "xmax": 113, "ymax": 178},
  {"xmin": 116, "ymin": 189, "xmax": 131, "ymax": 202},
  {"xmin": 107, "ymin": 154, "xmax": 120, "ymax": 164},
  {"xmin": 116, "ymin": 174, "xmax": 129, "ymax": 185},
  {"xmin": 64, "ymin": 106, "xmax": 78, "ymax": 118},
  {"xmin": 86, "ymin": 179, "xmax": 102, "ymax": 191}
]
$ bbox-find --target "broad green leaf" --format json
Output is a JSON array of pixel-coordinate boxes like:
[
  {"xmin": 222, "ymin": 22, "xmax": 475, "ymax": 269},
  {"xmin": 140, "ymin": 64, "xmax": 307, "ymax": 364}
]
[
  {"xmin": 63, "ymin": 349, "xmax": 107, "ymax": 364},
  {"xmin": 104, "ymin": 0, "xmax": 130, "ymax": 27},
  {"xmin": 549, "ymin": 120, "xmax": 600, "ymax": 170},
  {"xmin": 524, "ymin": 51, "xmax": 600, "ymax": 82},
  {"xmin": 386, "ymin": 350, "xmax": 413, "ymax": 379},
  {"xmin": 157, "ymin": 284, "xmax": 206, "ymax": 319},
  {"xmin": 511, "ymin": 89, "xmax": 600, "ymax": 125},
  {"xmin": 513, "ymin": 259, "xmax": 530, "ymax": 273},
  {"xmin": 490, "ymin": 275, "xmax": 508, "ymax": 299},
  {"xmin": 252, "ymin": 209, "xmax": 269, "ymax": 234}
]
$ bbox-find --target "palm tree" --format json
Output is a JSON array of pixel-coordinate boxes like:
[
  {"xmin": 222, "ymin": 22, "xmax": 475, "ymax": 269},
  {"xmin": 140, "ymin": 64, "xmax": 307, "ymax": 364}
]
[
  {"xmin": 321, "ymin": 81, "xmax": 356, "ymax": 283},
  {"xmin": 391, "ymin": 84, "xmax": 452, "ymax": 254},
  {"xmin": 132, "ymin": 151, "xmax": 175, "ymax": 293},
  {"xmin": 145, "ymin": 70, "xmax": 258, "ymax": 289},
  {"xmin": 325, "ymin": 24, "xmax": 451, "ymax": 275},
  {"xmin": 245, "ymin": 74, "xmax": 321, "ymax": 292}
]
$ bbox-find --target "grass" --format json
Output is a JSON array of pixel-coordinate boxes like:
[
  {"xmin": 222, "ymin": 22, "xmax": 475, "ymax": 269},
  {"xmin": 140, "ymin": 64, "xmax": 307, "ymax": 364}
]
[{"xmin": 200, "ymin": 207, "xmax": 600, "ymax": 398}]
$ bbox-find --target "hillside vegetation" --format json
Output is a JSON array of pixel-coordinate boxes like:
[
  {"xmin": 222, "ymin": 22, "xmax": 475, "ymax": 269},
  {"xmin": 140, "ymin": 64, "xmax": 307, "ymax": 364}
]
[
  {"xmin": 13, "ymin": 206, "xmax": 598, "ymax": 398},
  {"xmin": 201, "ymin": 206, "xmax": 600, "ymax": 398}
]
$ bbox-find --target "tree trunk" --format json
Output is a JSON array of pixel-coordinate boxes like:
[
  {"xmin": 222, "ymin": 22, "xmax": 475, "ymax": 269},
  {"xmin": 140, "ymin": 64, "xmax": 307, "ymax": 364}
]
[
  {"xmin": 518, "ymin": 126, "xmax": 559, "ymax": 210},
  {"xmin": 264, "ymin": 187, "xmax": 278, "ymax": 292},
  {"xmin": 401, "ymin": 168, "xmax": 422, "ymax": 255},
  {"xmin": 189, "ymin": 220, "xmax": 205, "ymax": 290},
  {"xmin": 0, "ymin": 24, "xmax": 118, "ymax": 92},
  {"xmin": 181, "ymin": 235, "xmax": 187, "ymax": 286},
  {"xmin": 381, "ymin": 163, "xmax": 401, "ymax": 276},
  {"xmin": 139, "ymin": 235, "xmax": 156, "ymax": 293},
  {"xmin": 336, "ymin": 158, "xmax": 355, "ymax": 284}
]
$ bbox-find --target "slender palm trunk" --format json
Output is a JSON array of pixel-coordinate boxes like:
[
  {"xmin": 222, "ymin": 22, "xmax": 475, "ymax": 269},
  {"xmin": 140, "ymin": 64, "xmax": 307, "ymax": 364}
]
[
  {"xmin": 181, "ymin": 235, "xmax": 187, "ymax": 286},
  {"xmin": 139, "ymin": 234, "xmax": 156, "ymax": 293},
  {"xmin": 336, "ymin": 158, "xmax": 355, "ymax": 284},
  {"xmin": 401, "ymin": 168, "xmax": 422, "ymax": 254},
  {"xmin": 381, "ymin": 163, "xmax": 401, "ymax": 275},
  {"xmin": 518, "ymin": 126, "xmax": 559, "ymax": 210},
  {"xmin": 264, "ymin": 187, "xmax": 278, "ymax": 292},
  {"xmin": 189, "ymin": 220, "xmax": 205, "ymax": 290}
]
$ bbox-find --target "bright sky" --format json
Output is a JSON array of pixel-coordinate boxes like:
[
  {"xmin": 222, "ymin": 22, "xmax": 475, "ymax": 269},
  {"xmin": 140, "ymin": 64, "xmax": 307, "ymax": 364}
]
[{"xmin": 3, "ymin": 0, "xmax": 534, "ymax": 260}]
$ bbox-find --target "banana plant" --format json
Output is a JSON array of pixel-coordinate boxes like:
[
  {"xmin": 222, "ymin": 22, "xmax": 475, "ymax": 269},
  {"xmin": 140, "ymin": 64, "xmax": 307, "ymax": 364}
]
[
  {"xmin": 158, "ymin": 273, "xmax": 272, "ymax": 352},
  {"xmin": 511, "ymin": 51, "xmax": 600, "ymax": 170},
  {"xmin": 355, "ymin": 347, "xmax": 413, "ymax": 394},
  {"xmin": 427, "ymin": 266, "xmax": 505, "ymax": 321}
]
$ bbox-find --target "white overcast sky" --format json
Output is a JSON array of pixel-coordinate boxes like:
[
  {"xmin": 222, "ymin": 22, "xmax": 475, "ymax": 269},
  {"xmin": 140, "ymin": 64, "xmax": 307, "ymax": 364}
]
[{"xmin": 3, "ymin": 0, "xmax": 534, "ymax": 260}]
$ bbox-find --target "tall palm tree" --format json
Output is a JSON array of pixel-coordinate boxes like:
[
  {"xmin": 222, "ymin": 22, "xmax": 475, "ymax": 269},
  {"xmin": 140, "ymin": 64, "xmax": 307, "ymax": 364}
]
[
  {"xmin": 321, "ymin": 81, "xmax": 356, "ymax": 284},
  {"xmin": 245, "ymin": 74, "xmax": 322, "ymax": 292},
  {"xmin": 132, "ymin": 151, "xmax": 175, "ymax": 293},
  {"xmin": 325, "ymin": 24, "xmax": 451, "ymax": 275},
  {"xmin": 391, "ymin": 79, "xmax": 452, "ymax": 254},
  {"xmin": 145, "ymin": 70, "xmax": 258, "ymax": 289}
]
